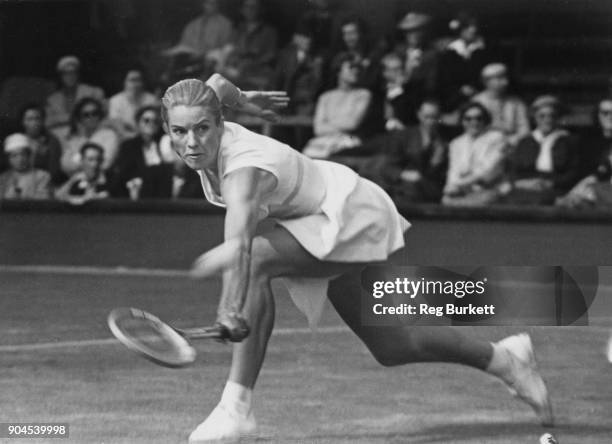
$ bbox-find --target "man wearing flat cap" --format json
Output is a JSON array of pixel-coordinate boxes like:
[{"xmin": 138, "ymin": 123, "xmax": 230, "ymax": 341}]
[
  {"xmin": 0, "ymin": 133, "xmax": 51, "ymax": 199},
  {"xmin": 393, "ymin": 12, "xmax": 438, "ymax": 96},
  {"xmin": 45, "ymin": 55, "xmax": 105, "ymax": 128}
]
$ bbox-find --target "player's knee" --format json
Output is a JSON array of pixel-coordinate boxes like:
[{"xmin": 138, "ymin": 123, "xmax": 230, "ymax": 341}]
[
  {"xmin": 249, "ymin": 237, "xmax": 277, "ymax": 278},
  {"xmin": 370, "ymin": 347, "xmax": 405, "ymax": 367},
  {"xmin": 364, "ymin": 330, "xmax": 421, "ymax": 367}
]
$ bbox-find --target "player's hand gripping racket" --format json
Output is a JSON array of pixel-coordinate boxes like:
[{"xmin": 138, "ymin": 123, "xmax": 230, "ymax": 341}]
[{"xmin": 107, "ymin": 307, "xmax": 224, "ymax": 368}]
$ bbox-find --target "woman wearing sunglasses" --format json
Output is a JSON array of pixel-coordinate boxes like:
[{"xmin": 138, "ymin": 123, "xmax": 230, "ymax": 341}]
[
  {"xmin": 443, "ymin": 101, "xmax": 506, "ymax": 206},
  {"xmin": 112, "ymin": 105, "xmax": 176, "ymax": 199},
  {"xmin": 59, "ymin": 97, "xmax": 119, "ymax": 176},
  {"xmin": 507, "ymin": 95, "xmax": 580, "ymax": 205}
]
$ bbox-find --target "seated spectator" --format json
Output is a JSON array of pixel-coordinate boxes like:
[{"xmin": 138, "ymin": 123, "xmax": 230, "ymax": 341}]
[
  {"xmin": 473, "ymin": 63, "xmax": 529, "ymax": 145},
  {"xmin": 555, "ymin": 97, "xmax": 612, "ymax": 209},
  {"xmin": 302, "ymin": 56, "xmax": 371, "ymax": 159},
  {"xmin": 45, "ymin": 56, "xmax": 105, "ymax": 128},
  {"xmin": 162, "ymin": 0, "xmax": 233, "ymax": 77},
  {"xmin": 55, "ymin": 143, "xmax": 112, "ymax": 204},
  {"xmin": 274, "ymin": 23, "xmax": 323, "ymax": 116},
  {"xmin": 108, "ymin": 68, "xmax": 159, "ymax": 140},
  {"xmin": 438, "ymin": 13, "xmax": 489, "ymax": 112},
  {"xmin": 19, "ymin": 103, "xmax": 64, "ymax": 185},
  {"xmin": 443, "ymin": 102, "xmax": 506, "ymax": 206},
  {"xmin": 220, "ymin": 0, "xmax": 278, "ymax": 90},
  {"xmin": 380, "ymin": 52, "xmax": 421, "ymax": 130},
  {"xmin": 581, "ymin": 98, "xmax": 612, "ymax": 178},
  {"xmin": 504, "ymin": 96, "xmax": 580, "ymax": 204},
  {"xmin": 112, "ymin": 105, "xmax": 175, "ymax": 199},
  {"xmin": 0, "ymin": 134, "xmax": 51, "ymax": 200},
  {"xmin": 380, "ymin": 99, "xmax": 448, "ymax": 203},
  {"xmin": 296, "ymin": 0, "xmax": 335, "ymax": 55},
  {"xmin": 328, "ymin": 16, "xmax": 381, "ymax": 90},
  {"xmin": 59, "ymin": 98, "xmax": 119, "ymax": 176},
  {"xmin": 394, "ymin": 12, "xmax": 438, "ymax": 97},
  {"xmin": 555, "ymin": 172, "xmax": 612, "ymax": 209}
]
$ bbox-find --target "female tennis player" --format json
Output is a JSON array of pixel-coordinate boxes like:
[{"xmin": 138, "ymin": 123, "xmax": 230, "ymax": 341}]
[{"xmin": 161, "ymin": 76, "xmax": 553, "ymax": 443}]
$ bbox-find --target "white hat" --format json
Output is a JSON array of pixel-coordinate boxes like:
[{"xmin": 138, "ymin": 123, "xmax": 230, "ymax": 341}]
[
  {"xmin": 57, "ymin": 55, "xmax": 80, "ymax": 72},
  {"xmin": 4, "ymin": 133, "xmax": 30, "ymax": 153},
  {"xmin": 398, "ymin": 13, "xmax": 431, "ymax": 31},
  {"xmin": 481, "ymin": 63, "xmax": 508, "ymax": 78}
]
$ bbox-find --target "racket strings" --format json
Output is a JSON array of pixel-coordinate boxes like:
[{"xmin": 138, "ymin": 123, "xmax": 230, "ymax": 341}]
[
  {"xmin": 108, "ymin": 307, "xmax": 197, "ymax": 367},
  {"xmin": 118, "ymin": 317, "xmax": 177, "ymax": 354}
]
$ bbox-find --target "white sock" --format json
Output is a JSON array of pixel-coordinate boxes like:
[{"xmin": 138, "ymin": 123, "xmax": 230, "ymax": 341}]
[{"xmin": 219, "ymin": 381, "xmax": 252, "ymax": 417}]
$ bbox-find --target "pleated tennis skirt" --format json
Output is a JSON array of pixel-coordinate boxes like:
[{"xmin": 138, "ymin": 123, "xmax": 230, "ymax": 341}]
[{"xmin": 274, "ymin": 160, "xmax": 411, "ymax": 326}]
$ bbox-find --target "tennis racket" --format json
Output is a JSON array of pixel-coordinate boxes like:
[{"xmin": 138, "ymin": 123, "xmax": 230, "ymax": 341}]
[{"xmin": 107, "ymin": 307, "xmax": 225, "ymax": 368}]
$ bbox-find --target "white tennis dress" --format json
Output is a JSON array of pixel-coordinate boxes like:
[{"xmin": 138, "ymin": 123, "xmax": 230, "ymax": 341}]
[{"xmin": 197, "ymin": 122, "xmax": 410, "ymax": 325}]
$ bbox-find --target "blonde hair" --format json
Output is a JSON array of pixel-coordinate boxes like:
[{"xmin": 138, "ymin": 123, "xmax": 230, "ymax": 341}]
[{"xmin": 161, "ymin": 78, "xmax": 222, "ymax": 125}]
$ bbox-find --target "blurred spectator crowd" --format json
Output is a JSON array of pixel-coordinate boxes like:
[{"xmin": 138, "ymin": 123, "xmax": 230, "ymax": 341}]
[{"xmin": 1, "ymin": 0, "xmax": 612, "ymax": 210}]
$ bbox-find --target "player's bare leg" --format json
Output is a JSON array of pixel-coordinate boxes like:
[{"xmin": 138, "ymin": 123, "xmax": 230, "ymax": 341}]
[
  {"xmin": 328, "ymin": 271, "xmax": 553, "ymax": 426},
  {"xmin": 190, "ymin": 227, "xmax": 552, "ymax": 442},
  {"xmin": 189, "ymin": 227, "xmax": 357, "ymax": 443}
]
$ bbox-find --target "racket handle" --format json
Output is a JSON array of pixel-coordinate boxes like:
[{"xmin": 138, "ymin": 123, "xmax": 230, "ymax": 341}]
[{"xmin": 177, "ymin": 325, "xmax": 226, "ymax": 340}]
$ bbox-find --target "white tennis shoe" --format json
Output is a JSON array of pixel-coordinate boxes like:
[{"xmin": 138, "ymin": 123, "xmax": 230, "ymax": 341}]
[
  {"xmin": 494, "ymin": 333, "xmax": 554, "ymax": 426},
  {"xmin": 188, "ymin": 403, "xmax": 256, "ymax": 443}
]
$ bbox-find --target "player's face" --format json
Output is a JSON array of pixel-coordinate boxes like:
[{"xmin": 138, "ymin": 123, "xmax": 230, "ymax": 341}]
[{"xmin": 165, "ymin": 105, "xmax": 222, "ymax": 170}]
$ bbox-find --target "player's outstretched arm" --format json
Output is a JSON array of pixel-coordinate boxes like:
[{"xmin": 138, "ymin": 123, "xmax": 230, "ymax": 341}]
[
  {"xmin": 205, "ymin": 73, "xmax": 289, "ymax": 122},
  {"xmin": 193, "ymin": 166, "xmax": 276, "ymax": 342}
]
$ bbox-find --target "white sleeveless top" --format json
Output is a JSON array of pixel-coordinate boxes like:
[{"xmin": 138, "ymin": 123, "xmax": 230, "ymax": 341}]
[{"xmin": 198, "ymin": 122, "xmax": 341, "ymax": 221}]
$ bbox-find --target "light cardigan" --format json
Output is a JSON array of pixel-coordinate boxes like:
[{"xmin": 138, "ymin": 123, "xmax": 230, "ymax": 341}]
[
  {"xmin": 473, "ymin": 92, "xmax": 530, "ymax": 143},
  {"xmin": 313, "ymin": 88, "xmax": 371, "ymax": 136},
  {"xmin": 445, "ymin": 129, "xmax": 506, "ymax": 193},
  {"xmin": 178, "ymin": 13, "xmax": 233, "ymax": 56}
]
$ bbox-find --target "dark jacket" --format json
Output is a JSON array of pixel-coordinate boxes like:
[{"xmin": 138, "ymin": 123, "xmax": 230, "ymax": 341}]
[
  {"xmin": 31, "ymin": 132, "xmax": 65, "ymax": 185},
  {"xmin": 384, "ymin": 82, "xmax": 424, "ymax": 127},
  {"xmin": 382, "ymin": 125, "xmax": 448, "ymax": 202},
  {"xmin": 437, "ymin": 43, "xmax": 489, "ymax": 111},
  {"xmin": 509, "ymin": 132, "xmax": 581, "ymax": 193},
  {"xmin": 112, "ymin": 135, "xmax": 173, "ymax": 199},
  {"xmin": 274, "ymin": 43, "xmax": 323, "ymax": 114},
  {"xmin": 582, "ymin": 132, "xmax": 612, "ymax": 181}
]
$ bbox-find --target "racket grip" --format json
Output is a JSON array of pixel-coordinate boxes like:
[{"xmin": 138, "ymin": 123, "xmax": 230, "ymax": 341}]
[
  {"xmin": 178, "ymin": 325, "xmax": 226, "ymax": 340},
  {"xmin": 215, "ymin": 320, "xmax": 250, "ymax": 342}
]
